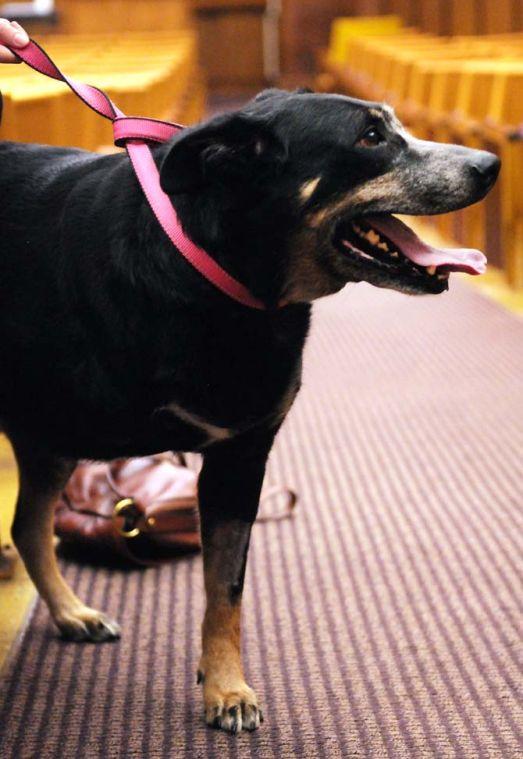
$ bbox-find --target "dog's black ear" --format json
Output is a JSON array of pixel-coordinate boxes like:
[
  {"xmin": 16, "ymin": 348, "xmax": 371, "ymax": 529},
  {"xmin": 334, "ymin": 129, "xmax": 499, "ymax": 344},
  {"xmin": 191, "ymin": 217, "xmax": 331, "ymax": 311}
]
[{"xmin": 160, "ymin": 113, "xmax": 286, "ymax": 195}]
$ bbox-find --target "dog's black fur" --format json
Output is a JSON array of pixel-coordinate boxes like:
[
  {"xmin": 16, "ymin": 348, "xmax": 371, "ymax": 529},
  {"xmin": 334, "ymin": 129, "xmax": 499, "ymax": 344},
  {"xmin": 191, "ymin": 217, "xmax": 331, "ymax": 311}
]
[
  {"xmin": 0, "ymin": 89, "xmax": 499, "ymax": 461},
  {"xmin": 0, "ymin": 139, "xmax": 301, "ymax": 460},
  {"xmin": 0, "ymin": 88, "xmax": 499, "ymax": 732}
]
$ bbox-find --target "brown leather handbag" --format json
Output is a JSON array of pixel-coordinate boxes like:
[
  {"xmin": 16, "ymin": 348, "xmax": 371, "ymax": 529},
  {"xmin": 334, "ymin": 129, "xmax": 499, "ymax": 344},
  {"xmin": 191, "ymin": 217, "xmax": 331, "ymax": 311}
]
[{"xmin": 54, "ymin": 453, "xmax": 297, "ymax": 566}]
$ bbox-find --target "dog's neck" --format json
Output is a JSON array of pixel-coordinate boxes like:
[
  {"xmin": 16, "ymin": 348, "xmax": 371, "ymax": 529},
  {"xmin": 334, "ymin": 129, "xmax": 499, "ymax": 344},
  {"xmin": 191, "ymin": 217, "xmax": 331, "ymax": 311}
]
[{"xmin": 149, "ymin": 145, "xmax": 291, "ymax": 309}]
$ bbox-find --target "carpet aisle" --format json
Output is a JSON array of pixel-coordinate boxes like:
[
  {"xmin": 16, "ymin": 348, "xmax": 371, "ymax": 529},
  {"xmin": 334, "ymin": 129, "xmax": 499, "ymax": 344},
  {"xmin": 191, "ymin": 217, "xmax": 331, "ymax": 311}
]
[{"xmin": 0, "ymin": 280, "xmax": 522, "ymax": 758}]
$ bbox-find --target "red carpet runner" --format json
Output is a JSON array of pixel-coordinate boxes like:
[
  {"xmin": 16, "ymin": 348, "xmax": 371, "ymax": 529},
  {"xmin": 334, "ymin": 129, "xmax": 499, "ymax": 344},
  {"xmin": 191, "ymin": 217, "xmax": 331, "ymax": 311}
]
[{"xmin": 0, "ymin": 281, "xmax": 522, "ymax": 757}]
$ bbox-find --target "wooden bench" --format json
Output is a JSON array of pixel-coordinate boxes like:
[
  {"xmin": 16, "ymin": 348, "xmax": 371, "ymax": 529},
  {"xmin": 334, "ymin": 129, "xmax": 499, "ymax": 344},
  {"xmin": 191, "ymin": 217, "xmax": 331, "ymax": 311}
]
[{"xmin": 0, "ymin": 31, "xmax": 206, "ymax": 150}]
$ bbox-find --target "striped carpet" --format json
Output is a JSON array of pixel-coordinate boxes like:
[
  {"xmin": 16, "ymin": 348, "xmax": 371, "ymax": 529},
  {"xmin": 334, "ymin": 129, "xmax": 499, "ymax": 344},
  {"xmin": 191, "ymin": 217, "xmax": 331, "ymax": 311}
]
[{"xmin": 0, "ymin": 280, "xmax": 522, "ymax": 758}]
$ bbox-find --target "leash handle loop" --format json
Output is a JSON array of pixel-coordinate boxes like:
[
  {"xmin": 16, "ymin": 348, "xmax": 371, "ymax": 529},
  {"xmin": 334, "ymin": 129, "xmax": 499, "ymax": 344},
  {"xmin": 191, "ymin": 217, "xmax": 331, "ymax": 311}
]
[
  {"xmin": 5, "ymin": 39, "xmax": 267, "ymax": 311},
  {"xmin": 12, "ymin": 38, "xmax": 123, "ymax": 120}
]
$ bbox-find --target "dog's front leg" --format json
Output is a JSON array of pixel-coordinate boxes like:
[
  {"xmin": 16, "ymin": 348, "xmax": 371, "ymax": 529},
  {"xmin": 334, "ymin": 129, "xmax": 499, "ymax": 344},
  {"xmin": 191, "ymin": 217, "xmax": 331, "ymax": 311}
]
[{"xmin": 197, "ymin": 432, "xmax": 274, "ymax": 733}]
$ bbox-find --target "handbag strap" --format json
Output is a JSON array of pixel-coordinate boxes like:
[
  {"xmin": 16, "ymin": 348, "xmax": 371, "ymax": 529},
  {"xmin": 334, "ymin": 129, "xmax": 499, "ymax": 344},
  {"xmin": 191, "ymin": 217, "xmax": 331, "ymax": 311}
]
[
  {"xmin": 257, "ymin": 485, "xmax": 298, "ymax": 522},
  {"xmin": 5, "ymin": 39, "xmax": 268, "ymax": 310}
]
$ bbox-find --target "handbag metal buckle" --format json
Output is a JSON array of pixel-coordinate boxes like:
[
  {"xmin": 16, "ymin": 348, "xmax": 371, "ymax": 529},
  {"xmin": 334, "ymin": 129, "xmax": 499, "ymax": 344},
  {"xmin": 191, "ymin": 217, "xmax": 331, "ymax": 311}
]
[{"xmin": 113, "ymin": 498, "xmax": 141, "ymax": 538}]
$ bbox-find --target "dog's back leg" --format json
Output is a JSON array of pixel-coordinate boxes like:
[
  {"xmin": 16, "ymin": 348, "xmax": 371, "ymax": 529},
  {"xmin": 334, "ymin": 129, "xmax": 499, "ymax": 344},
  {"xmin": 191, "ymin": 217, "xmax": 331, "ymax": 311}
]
[{"xmin": 10, "ymin": 443, "xmax": 121, "ymax": 642}]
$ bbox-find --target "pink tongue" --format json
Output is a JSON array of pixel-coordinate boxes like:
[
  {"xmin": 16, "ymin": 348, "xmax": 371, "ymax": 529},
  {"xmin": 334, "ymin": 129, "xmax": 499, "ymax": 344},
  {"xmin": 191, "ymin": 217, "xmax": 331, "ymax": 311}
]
[{"xmin": 367, "ymin": 215, "xmax": 487, "ymax": 275}]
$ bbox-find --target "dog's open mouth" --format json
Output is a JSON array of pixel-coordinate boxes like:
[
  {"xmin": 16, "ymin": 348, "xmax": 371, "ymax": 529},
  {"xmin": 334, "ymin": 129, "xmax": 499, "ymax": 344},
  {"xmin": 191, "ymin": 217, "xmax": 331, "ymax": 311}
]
[{"xmin": 334, "ymin": 214, "xmax": 487, "ymax": 288}]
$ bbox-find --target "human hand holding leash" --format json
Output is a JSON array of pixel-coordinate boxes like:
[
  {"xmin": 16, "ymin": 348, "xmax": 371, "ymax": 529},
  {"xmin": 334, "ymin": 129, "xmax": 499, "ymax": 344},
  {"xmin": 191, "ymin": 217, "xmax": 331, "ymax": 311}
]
[{"xmin": 0, "ymin": 18, "xmax": 29, "ymax": 63}]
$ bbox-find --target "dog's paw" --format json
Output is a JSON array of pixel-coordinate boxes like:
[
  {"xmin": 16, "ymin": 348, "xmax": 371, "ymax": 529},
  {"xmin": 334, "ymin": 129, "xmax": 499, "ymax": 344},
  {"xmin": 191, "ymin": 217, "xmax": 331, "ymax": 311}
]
[
  {"xmin": 55, "ymin": 607, "xmax": 121, "ymax": 643},
  {"xmin": 203, "ymin": 680, "xmax": 263, "ymax": 733}
]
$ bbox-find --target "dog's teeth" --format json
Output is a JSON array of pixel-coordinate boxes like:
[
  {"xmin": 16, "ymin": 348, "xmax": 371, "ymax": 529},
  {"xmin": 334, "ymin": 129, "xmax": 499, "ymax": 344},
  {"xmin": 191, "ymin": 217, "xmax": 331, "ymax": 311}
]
[
  {"xmin": 426, "ymin": 265, "xmax": 437, "ymax": 275},
  {"xmin": 390, "ymin": 251, "xmax": 400, "ymax": 258},
  {"xmin": 366, "ymin": 230, "xmax": 380, "ymax": 245},
  {"xmin": 437, "ymin": 273, "xmax": 449, "ymax": 280}
]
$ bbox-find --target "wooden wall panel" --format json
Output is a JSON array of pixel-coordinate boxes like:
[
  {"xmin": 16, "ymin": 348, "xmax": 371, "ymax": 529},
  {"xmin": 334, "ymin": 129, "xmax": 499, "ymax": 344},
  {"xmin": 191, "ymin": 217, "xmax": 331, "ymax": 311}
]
[
  {"xmin": 281, "ymin": 0, "xmax": 344, "ymax": 75},
  {"xmin": 418, "ymin": 0, "xmax": 461, "ymax": 34},
  {"xmin": 385, "ymin": 0, "xmax": 416, "ymax": 24},
  {"xmin": 449, "ymin": 0, "xmax": 480, "ymax": 35},
  {"xmin": 54, "ymin": 0, "xmax": 191, "ymax": 33},
  {"xmin": 349, "ymin": 0, "xmax": 385, "ymax": 13},
  {"xmin": 481, "ymin": 0, "xmax": 513, "ymax": 33},
  {"xmin": 195, "ymin": 6, "xmax": 265, "ymax": 89},
  {"xmin": 514, "ymin": 0, "xmax": 523, "ymax": 31}
]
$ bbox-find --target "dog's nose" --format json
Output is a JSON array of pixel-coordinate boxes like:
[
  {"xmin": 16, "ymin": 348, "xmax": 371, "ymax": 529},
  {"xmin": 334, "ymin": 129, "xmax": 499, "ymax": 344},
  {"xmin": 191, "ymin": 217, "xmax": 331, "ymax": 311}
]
[{"xmin": 470, "ymin": 151, "xmax": 501, "ymax": 187}]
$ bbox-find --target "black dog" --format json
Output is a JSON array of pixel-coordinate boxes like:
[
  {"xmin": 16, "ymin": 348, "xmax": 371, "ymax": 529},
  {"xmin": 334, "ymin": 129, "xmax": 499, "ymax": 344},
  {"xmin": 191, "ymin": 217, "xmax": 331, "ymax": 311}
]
[{"xmin": 0, "ymin": 88, "xmax": 499, "ymax": 732}]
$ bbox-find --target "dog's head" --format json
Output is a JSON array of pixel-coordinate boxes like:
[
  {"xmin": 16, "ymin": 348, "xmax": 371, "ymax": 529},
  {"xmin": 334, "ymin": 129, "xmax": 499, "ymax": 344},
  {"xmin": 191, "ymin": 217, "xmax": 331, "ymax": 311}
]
[{"xmin": 160, "ymin": 89, "xmax": 500, "ymax": 304}]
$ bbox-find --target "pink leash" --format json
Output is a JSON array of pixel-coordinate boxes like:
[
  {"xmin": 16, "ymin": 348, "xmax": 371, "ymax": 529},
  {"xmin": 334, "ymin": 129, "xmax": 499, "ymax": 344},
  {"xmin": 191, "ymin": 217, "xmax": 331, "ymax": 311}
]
[{"xmin": 5, "ymin": 39, "xmax": 267, "ymax": 310}]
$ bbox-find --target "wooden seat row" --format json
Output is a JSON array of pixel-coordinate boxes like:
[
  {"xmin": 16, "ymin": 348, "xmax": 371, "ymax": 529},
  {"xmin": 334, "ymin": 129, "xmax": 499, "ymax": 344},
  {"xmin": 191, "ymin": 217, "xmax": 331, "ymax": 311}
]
[
  {"xmin": 319, "ymin": 20, "xmax": 523, "ymax": 290},
  {"xmin": 0, "ymin": 31, "xmax": 206, "ymax": 151}
]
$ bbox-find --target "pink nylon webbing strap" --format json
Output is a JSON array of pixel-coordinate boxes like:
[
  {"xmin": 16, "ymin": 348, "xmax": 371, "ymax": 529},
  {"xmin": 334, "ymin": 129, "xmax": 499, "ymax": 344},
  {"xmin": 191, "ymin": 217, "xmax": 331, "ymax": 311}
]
[{"xmin": 6, "ymin": 39, "xmax": 266, "ymax": 310}]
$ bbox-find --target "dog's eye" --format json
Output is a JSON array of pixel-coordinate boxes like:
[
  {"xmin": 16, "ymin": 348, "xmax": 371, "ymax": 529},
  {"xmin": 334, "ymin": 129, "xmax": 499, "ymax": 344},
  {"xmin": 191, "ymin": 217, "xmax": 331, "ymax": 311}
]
[{"xmin": 356, "ymin": 127, "xmax": 384, "ymax": 148}]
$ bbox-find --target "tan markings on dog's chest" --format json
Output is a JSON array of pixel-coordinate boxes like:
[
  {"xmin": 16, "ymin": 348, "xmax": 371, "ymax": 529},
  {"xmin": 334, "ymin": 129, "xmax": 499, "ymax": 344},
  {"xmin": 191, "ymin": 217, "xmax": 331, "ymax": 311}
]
[
  {"xmin": 167, "ymin": 402, "xmax": 235, "ymax": 446},
  {"xmin": 165, "ymin": 368, "xmax": 300, "ymax": 445}
]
